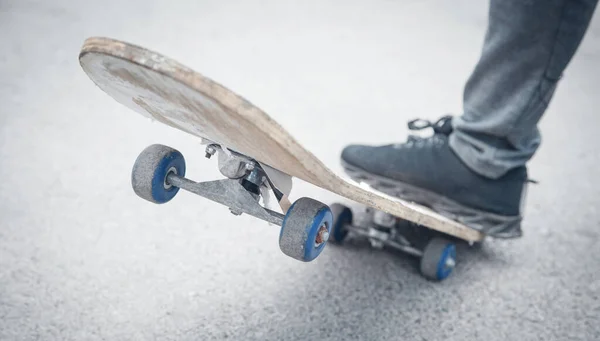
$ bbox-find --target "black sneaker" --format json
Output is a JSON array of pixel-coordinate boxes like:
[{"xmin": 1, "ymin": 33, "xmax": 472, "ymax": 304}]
[{"xmin": 341, "ymin": 116, "xmax": 528, "ymax": 238}]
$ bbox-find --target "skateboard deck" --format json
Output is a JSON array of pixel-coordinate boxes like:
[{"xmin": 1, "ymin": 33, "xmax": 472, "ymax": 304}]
[{"xmin": 79, "ymin": 37, "xmax": 484, "ymax": 243}]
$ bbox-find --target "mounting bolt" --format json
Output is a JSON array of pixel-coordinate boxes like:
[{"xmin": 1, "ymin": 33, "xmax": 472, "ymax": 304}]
[
  {"xmin": 314, "ymin": 225, "xmax": 330, "ymax": 246},
  {"xmin": 245, "ymin": 162, "xmax": 255, "ymax": 171},
  {"xmin": 205, "ymin": 146, "xmax": 216, "ymax": 159}
]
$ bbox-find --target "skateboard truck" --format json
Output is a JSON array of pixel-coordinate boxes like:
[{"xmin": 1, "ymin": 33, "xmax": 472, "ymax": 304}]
[
  {"xmin": 130, "ymin": 143, "xmax": 333, "ymax": 263},
  {"xmin": 206, "ymin": 143, "xmax": 294, "ymax": 213},
  {"xmin": 328, "ymin": 205, "xmax": 457, "ymax": 281}
]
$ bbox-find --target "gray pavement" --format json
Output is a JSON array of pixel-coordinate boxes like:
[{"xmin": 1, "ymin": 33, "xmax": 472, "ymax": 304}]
[{"xmin": 1, "ymin": 1, "xmax": 600, "ymax": 340}]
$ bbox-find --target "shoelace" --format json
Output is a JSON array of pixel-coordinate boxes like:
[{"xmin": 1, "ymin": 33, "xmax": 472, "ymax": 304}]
[
  {"xmin": 404, "ymin": 116, "xmax": 539, "ymax": 184},
  {"xmin": 406, "ymin": 115, "xmax": 453, "ymax": 143},
  {"xmin": 408, "ymin": 115, "xmax": 453, "ymax": 135}
]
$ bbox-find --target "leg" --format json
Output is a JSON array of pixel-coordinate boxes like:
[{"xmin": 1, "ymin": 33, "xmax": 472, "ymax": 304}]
[
  {"xmin": 451, "ymin": 0, "xmax": 599, "ymax": 179},
  {"xmin": 341, "ymin": 0, "xmax": 598, "ymax": 237}
]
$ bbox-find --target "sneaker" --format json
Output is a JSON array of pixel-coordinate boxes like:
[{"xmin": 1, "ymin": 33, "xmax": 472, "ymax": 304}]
[{"xmin": 341, "ymin": 116, "xmax": 528, "ymax": 238}]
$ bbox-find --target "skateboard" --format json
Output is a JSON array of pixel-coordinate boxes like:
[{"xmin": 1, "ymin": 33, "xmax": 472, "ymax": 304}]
[{"xmin": 79, "ymin": 37, "xmax": 484, "ymax": 281}]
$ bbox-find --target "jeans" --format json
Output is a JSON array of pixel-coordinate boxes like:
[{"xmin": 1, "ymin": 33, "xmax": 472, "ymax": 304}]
[{"xmin": 449, "ymin": 0, "xmax": 598, "ymax": 179}]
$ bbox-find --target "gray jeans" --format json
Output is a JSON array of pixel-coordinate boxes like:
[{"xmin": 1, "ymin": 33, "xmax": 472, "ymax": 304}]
[{"xmin": 449, "ymin": 0, "xmax": 598, "ymax": 179}]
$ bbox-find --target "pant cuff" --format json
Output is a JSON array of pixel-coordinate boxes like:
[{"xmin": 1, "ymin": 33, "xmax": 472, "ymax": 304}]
[{"xmin": 448, "ymin": 132, "xmax": 510, "ymax": 180}]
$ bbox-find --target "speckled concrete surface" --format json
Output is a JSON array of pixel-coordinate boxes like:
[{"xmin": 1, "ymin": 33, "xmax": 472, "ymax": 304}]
[{"xmin": 1, "ymin": 1, "xmax": 599, "ymax": 340}]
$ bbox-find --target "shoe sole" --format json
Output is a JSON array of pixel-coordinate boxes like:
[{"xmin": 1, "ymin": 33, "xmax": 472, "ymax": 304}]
[{"xmin": 341, "ymin": 161, "xmax": 523, "ymax": 239}]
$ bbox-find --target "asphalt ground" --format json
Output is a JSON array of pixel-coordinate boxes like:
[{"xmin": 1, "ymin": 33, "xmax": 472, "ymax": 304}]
[{"xmin": 1, "ymin": 1, "xmax": 599, "ymax": 340}]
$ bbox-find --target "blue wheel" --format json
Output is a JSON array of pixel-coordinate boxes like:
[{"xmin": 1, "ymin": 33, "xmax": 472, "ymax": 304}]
[
  {"xmin": 131, "ymin": 144, "xmax": 186, "ymax": 204},
  {"xmin": 329, "ymin": 203, "xmax": 352, "ymax": 244},
  {"xmin": 279, "ymin": 198, "xmax": 333, "ymax": 262},
  {"xmin": 420, "ymin": 238, "xmax": 456, "ymax": 281}
]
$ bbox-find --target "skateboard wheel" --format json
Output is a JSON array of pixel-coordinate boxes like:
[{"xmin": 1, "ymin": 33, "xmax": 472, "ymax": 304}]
[
  {"xmin": 329, "ymin": 203, "xmax": 353, "ymax": 244},
  {"xmin": 420, "ymin": 238, "xmax": 456, "ymax": 281},
  {"xmin": 131, "ymin": 144, "xmax": 186, "ymax": 204},
  {"xmin": 279, "ymin": 198, "xmax": 333, "ymax": 262}
]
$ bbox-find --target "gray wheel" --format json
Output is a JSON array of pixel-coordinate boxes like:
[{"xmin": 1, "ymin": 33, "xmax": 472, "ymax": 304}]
[
  {"xmin": 279, "ymin": 198, "xmax": 333, "ymax": 262},
  {"xmin": 420, "ymin": 238, "xmax": 456, "ymax": 281},
  {"xmin": 131, "ymin": 144, "xmax": 186, "ymax": 204}
]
